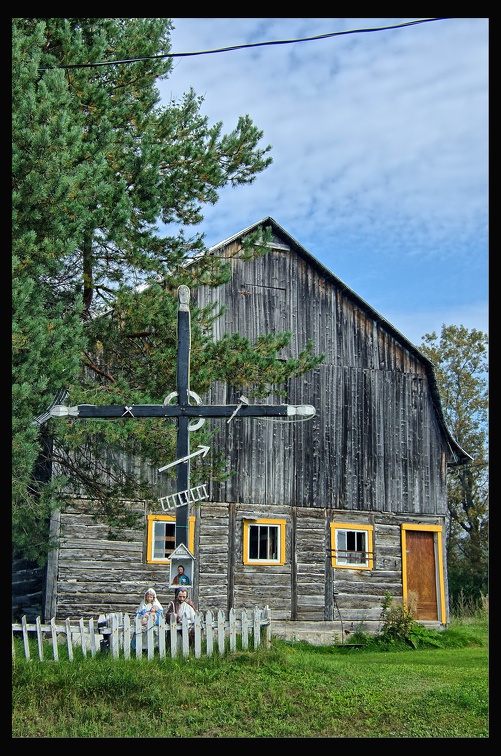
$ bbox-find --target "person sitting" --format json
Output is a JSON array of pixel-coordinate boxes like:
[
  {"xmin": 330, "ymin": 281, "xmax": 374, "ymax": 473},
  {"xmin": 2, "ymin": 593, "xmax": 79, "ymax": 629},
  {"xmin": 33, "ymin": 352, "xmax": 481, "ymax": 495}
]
[
  {"xmin": 131, "ymin": 588, "xmax": 163, "ymax": 650},
  {"xmin": 172, "ymin": 564, "xmax": 191, "ymax": 585},
  {"xmin": 166, "ymin": 588, "xmax": 196, "ymax": 623}
]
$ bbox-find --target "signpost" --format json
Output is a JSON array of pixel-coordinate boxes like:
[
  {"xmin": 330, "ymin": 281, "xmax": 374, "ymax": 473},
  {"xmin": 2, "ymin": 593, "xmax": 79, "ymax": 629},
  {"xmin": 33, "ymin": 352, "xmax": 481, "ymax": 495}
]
[{"xmin": 51, "ymin": 286, "xmax": 316, "ymax": 551}]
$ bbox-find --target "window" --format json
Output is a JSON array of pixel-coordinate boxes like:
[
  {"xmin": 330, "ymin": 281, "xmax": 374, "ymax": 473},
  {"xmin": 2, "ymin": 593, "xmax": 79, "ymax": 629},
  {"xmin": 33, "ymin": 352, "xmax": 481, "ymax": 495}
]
[
  {"xmin": 243, "ymin": 518, "xmax": 286, "ymax": 565},
  {"xmin": 330, "ymin": 522, "xmax": 374, "ymax": 570},
  {"xmin": 146, "ymin": 514, "xmax": 195, "ymax": 564}
]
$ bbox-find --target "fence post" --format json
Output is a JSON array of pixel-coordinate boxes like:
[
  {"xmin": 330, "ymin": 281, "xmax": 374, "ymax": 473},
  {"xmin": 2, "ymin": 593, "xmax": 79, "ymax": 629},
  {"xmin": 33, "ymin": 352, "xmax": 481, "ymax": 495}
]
[
  {"xmin": 157, "ymin": 613, "xmax": 165, "ymax": 659},
  {"xmin": 79, "ymin": 618, "xmax": 87, "ymax": 658},
  {"xmin": 36, "ymin": 616, "xmax": 44, "ymax": 661},
  {"xmin": 146, "ymin": 614, "xmax": 155, "ymax": 660},
  {"xmin": 109, "ymin": 613, "xmax": 120, "ymax": 659},
  {"xmin": 253, "ymin": 608, "xmax": 260, "ymax": 650},
  {"xmin": 217, "ymin": 609, "xmax": 225, "ymax": 655},
  {"xmin": 21, "ymin": 616, "xmax": 30, "ymax": 660},
  {"xmin": 229, "ymin": 608, "xmax": 237, "ymax": 652},
  {"xmin": 122, "ymin": 614, "xmax": 131, "ymax": 660},
  {"xmin": 88, "ymin": 617, "xmax": 97, "ymax": 657},
  {"xmin": 50, "ymin": 617, "xmax": 59, "ymax": 662},
  {"xmin": 181, "ymin": 616, "xmax": 190, "ymax": 657},
  {"xmin": 241, "ymin": 609, "xmax": 249, "ymax": 650},
  {"xmin": 65, "ymin": 618, "xmax": 74, "ymax": 661},
  {"xmin": 134, "ymin": 614, "xmax": 143, "ymax": 658},
  {"xmin": 205, "ymin": 610, "xmax": 214, "ymax": 656},
  {"xmin": 194, "ymin": 611, "xmax": 202, "ymax": 658},
  {"xmin": 169, "ymin": 613, "xmax": 178, "ymax": 657},
  {"xmin": 264, "ymin": 606, "xmax": 271, "ymax": 648}
]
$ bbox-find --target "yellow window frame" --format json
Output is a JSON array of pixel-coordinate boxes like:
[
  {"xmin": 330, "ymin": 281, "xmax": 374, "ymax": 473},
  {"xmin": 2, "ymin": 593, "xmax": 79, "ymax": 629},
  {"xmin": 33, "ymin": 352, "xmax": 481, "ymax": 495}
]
[
  {"xmin": 243, "ymin": 517, "xmax": 286, "ymax": 566},
  {"xmin": 146, "ymin": 513, "xmax": 195, "ymax": 564},
  {"xmin": 330, "ymin": 522, "xmax": 374, "ymax": 570}
]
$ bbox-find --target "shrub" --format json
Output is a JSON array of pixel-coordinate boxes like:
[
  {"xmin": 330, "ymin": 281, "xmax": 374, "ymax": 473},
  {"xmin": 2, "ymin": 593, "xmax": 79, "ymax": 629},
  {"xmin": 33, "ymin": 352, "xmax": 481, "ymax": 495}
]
[{"xmin": 375, "ymin": 592, "xmax": 444, "ymax": 649}]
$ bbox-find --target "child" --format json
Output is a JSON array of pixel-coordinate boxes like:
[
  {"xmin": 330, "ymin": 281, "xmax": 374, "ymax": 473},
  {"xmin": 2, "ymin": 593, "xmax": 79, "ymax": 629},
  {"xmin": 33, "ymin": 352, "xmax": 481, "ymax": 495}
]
[{"xmin": 142, "ymin": 603, "xmax": 158, "ymax": 626}]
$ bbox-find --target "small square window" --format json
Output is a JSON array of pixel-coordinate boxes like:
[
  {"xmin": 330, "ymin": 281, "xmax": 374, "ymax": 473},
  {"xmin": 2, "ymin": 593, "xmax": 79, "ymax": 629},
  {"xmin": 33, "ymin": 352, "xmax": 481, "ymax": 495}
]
[
  {"xmin": 243, "ymin": 518, "xmax": 286, "ymax": 565},
  {"xmin": 330, "ymin": 523, "xmax": 373, "ymax": 570},
  {"xmin": 147, "ymin": 514, "xmax": 195, "ymax": 564}
]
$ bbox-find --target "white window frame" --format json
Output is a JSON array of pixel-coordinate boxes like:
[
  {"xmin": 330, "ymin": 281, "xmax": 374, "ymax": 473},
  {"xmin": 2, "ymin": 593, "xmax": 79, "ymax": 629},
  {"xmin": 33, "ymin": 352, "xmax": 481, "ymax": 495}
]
[{"xmin": 330, "ymin": 522, "xmax": 374, "ymax": 570}]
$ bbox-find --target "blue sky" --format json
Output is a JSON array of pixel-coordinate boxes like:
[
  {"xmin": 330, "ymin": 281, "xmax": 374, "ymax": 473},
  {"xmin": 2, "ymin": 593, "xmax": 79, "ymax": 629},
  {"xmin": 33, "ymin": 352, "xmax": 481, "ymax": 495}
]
[{"xmin": 157, "ymin": 17, "xmax": 488, "ymax": 348}]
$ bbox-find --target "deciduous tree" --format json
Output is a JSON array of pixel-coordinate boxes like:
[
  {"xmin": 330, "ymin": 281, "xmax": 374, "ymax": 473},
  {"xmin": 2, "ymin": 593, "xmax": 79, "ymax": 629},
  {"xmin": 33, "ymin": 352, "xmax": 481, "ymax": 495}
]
[{"xmin": 419, "ymin": 325, "xmax": 488, "ymax": 609}]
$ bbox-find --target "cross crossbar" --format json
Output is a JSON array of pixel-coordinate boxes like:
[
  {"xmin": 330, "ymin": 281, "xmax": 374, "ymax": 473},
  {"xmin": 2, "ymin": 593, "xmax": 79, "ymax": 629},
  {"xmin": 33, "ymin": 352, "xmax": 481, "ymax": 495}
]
[{"xmin": 50, "ymin": 404, "xmax": 301, "ymax": 419}]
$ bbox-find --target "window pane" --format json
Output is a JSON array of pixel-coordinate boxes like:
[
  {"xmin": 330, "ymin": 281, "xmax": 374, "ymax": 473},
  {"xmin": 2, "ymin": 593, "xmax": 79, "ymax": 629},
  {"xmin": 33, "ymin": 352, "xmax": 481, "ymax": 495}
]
[
  {"xmin": 152, "ymin": 521, "xmax": 175, "ymax": 559},
  {"xmin": 259, "ymin": 526, "xmax": 268, "ymax": 559},
  {"xmin": 249, "ymin": 525, "xmax": 259, "ymax": 559},
  {"xmin": 269, "ymin": 526, "xmax": 278, "ymax": 560},
  {"xmin": 164, "ymin": 524, "xmax": 175, "ymax": 558},
  {"xmin": 337, "ymin": 531, "xmax": 347, "ymax": 552},
  {"xmin": 335, "ymin": 529, "xmax": 368, "ymax": 566},
  {"xmin": 248, "ymin": 523, "xmax": 280, "ymax": 561},
  {"xmin": 153, "ymin": 522, "xmax": 165, "ymax": 559}
]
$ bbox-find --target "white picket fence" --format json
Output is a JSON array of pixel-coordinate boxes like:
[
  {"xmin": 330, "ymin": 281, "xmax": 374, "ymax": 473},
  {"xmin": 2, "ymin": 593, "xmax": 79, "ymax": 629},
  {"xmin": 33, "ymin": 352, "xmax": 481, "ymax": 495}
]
[{"xmin": 12, "ymin": 607, "xmax": 272, "ymax": 662}]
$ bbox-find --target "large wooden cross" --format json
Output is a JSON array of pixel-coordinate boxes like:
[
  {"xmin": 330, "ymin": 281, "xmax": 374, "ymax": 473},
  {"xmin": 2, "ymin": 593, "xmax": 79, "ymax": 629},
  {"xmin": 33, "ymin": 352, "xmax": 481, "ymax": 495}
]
[{"xmin": 51, "ymin": 285, "xmax": 315, "ymax": 548}]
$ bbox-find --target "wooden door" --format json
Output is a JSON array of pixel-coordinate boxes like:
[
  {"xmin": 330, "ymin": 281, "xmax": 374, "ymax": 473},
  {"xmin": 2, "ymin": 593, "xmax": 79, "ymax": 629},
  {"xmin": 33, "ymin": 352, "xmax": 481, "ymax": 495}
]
[{"xmin": 405, "ymin": 530, "xmax": 438, "ymax": 620}]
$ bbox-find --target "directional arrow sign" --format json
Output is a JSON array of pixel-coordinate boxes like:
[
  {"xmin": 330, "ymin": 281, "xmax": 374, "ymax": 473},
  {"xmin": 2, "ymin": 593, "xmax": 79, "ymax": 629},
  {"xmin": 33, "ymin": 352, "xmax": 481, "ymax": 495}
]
[{"xmin": 158, "ymin": 445, "xmax": 210, "ymax": 473}]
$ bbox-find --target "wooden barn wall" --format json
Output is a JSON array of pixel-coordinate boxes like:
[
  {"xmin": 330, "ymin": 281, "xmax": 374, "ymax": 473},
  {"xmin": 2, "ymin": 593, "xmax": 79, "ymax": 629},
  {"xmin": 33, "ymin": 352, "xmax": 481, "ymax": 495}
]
[
  {"xmin": 47, "ymin": 498, "xmax": 445, "ymax": 623},
  {"xmin": 12, "ymin": 558, "xmax": 46, "ymax": 622},
  {"xmin": 196, "ymin": 239, "xmax": 448, "ymax": 517},
  {"xmin": 49, "ymin": 501, "xmax": 170, "ymax": 619},
  {"xmin": 196, "ymin": 503, "xmax": 230, "ymax": 606}
]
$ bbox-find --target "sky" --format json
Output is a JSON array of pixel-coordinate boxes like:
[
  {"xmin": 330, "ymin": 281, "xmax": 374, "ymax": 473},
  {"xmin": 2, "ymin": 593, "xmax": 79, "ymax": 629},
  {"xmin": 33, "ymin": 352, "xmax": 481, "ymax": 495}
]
[{"xmin": 157, "ymin": 17, "xmax": 489, "ymax": 348}]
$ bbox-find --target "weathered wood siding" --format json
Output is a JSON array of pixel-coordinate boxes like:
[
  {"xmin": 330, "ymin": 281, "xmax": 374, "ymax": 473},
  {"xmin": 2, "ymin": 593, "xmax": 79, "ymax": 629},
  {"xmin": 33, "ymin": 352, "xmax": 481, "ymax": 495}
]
[
  {"xmin": 46, "ymin": 498, "xmax": 446, "ymax": 625},
  {"xmin": 196, "ymin": 234, "xmax": 449, "ymax": 515},
  {"xmin": 12, "ymin": 558, "xmax": 45, "ymax": 622},
  {"xmin": 47, "ymin": 501, "xmax": 170, "ymax": 619}
]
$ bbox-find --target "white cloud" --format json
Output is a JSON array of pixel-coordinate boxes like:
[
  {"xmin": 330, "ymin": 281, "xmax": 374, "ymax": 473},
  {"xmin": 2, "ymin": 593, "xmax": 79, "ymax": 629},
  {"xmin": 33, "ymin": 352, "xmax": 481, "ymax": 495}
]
[{"xmin": 159, "ymin": 18, "xmax": 489, "ymax": 340}]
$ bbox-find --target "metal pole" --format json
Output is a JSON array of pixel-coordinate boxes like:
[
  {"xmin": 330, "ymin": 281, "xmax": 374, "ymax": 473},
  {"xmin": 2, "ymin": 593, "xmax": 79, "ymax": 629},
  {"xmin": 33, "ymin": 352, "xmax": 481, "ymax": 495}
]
[{"xmin": 176, "ymin": 285, "xmax": 191, "ymax": 547}]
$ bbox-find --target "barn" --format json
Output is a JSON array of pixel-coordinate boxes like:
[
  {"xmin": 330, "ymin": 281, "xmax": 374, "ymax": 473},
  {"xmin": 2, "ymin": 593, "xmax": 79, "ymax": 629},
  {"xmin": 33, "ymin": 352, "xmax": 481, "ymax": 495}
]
[{"xmin": 15, "ymin": 217, "xmax": 470, "ymax": 638}]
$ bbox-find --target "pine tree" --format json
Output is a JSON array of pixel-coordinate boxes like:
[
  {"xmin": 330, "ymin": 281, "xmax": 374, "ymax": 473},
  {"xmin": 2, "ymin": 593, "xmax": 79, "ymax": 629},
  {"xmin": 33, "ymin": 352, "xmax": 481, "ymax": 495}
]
[
  {"xmin": 13, "ymin": 20, "xmax": 88, "ymax": 558},
  {"xmin": 12, "ymin": 19, "xmax": 324, "ymax": 562}
]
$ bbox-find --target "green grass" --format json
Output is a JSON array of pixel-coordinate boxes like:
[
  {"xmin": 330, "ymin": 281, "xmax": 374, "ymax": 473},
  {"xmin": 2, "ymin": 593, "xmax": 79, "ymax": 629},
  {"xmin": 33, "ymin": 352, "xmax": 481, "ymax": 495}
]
[{"xmin": 12, "ymin": 617, "xmax": 488, "ymax": 738}]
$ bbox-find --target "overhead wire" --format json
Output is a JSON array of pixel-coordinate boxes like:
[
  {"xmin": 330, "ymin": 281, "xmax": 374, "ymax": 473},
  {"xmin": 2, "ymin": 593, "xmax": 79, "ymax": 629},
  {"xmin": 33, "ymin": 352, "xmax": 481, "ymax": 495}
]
[{"xmin": 37, "ymin": 18, "xmax": 452, "ymax": 71}]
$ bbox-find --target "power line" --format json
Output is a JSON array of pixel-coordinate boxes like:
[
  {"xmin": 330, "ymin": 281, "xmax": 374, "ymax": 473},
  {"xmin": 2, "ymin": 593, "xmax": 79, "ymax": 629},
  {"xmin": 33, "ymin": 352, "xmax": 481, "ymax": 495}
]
[{"xmin": 37, "ymin": 18, "xmax": 452, "ymax": 72}]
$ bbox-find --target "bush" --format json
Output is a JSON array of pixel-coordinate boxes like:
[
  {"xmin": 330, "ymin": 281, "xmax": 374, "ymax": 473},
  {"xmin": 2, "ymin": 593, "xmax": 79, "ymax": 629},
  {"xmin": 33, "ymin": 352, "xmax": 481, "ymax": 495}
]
[{"xmin": 351, "ymin": 593, "xmax": 446, "ymax": 650}]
